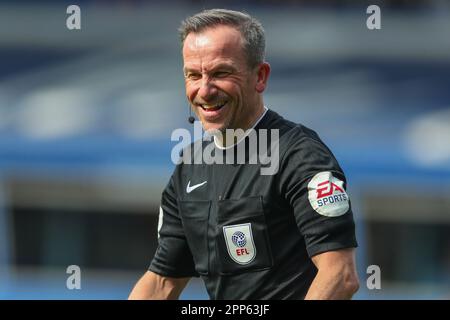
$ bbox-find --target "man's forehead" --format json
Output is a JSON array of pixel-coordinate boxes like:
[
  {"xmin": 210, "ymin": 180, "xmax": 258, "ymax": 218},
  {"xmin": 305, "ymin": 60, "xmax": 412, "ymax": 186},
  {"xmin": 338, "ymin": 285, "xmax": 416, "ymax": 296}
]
[
  {"xmin": 183, "ymin": 25, "xmax": 245, "ymax": 59},
  {"xmin": 193, "ymin": 34, "xmax": 210, "ymax": 48},
  {"xmin": 183, "ymin": 58, "xmax": 237, "ymax": 72}
]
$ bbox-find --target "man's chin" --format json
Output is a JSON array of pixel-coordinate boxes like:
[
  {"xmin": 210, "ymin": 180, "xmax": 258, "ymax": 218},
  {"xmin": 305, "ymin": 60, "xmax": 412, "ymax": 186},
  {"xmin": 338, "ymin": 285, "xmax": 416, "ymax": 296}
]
[{"xmin": 202, "ymin": 122, "xmax": 227, "ymax": 135}]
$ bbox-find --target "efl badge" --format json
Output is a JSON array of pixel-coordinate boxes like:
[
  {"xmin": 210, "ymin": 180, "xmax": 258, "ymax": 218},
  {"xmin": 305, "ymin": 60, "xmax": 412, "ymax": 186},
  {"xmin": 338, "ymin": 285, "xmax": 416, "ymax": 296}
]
[
  {"xmin": 308, "ymin": 171, "xmax": 350, "ymax": 217},
  {"xmin": 223, "ymin": 223, "xmax": 256, "ymax": 265}
]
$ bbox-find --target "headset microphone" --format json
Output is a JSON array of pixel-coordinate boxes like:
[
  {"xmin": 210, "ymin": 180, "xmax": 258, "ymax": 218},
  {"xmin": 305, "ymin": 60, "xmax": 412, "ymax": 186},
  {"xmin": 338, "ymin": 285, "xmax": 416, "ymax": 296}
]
[{"xmin": 188, "ymin": 105, "xmax": 195, "ymax": 124}]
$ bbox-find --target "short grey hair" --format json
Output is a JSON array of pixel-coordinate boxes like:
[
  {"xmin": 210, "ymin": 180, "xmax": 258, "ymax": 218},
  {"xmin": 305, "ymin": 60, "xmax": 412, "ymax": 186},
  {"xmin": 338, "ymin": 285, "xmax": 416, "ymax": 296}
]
[{"xmin": 179, "ymin": 9, "xmax": 266, "ymax": 69}]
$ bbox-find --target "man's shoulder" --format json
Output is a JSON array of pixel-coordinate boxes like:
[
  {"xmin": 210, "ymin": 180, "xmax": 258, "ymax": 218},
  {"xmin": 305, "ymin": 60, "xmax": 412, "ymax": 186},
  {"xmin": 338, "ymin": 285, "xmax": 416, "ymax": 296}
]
[
  {"xmin": 268, "ymin": 110, "xmax": 344, "ymax": 180},
  {"xmin": 264, "ymin": 109, "xmax": 324, "ymax": 149},
  {"xmin": 265, "ymin": 109, "xmax": 341, "ymax": 175}
]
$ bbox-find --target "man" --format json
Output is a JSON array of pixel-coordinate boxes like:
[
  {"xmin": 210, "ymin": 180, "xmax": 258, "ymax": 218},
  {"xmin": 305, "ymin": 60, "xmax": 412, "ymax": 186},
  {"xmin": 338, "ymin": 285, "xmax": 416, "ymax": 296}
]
[{"xmin": 129, "ymin": 9, "xmax": 359, "ymax": 300}]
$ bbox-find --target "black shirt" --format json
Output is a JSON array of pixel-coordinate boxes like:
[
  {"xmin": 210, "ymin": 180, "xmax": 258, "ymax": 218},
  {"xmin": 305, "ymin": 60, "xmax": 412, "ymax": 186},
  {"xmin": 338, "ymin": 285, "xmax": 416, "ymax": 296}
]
[{"xmin": 149, "ymin": 109, "xmax": 357, "ymax": 299}]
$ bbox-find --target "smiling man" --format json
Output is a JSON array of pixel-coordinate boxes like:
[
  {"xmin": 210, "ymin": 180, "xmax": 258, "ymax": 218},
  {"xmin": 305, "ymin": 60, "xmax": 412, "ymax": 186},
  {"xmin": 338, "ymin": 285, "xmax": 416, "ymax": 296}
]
[
  {"xmin": 129, "ymin": 9, "xmax": 359, "ymax": 300},
  {"xmin": 183, "ymin": 23, "xmax": 268, "ymax": 140}
]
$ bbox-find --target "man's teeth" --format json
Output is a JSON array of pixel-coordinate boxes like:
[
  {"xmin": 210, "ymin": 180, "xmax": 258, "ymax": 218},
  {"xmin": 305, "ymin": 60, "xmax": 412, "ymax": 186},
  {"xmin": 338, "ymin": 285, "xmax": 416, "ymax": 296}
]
[{"xmin": 201, "ymin": 103, "xmax": 226, "ymax": 110}]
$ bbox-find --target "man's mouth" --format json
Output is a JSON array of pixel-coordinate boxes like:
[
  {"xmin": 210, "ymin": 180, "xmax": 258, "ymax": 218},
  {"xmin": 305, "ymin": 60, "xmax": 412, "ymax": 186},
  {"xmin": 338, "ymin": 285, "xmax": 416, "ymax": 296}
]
[{"xmin": 199, "ymin": 102, "xmax": 227, "ymax": 112}]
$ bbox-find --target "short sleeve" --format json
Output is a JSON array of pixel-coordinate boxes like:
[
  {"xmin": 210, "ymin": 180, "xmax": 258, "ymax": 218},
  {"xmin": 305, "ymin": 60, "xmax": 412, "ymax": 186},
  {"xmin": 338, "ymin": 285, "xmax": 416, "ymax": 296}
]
[
  {"xmin": 149, "ymin": 175, "xmax": 198, "ymax": 278},
  {"xmin": 278, "ymin": 128, "xmax": 357, "ymax": 258}
]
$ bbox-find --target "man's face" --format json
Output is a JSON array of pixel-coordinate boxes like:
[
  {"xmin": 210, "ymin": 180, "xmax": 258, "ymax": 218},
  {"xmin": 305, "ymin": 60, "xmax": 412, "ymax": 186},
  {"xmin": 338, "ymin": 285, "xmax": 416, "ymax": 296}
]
[{"xmin": 182, "ymin": 25, "xmax": 260, "ymax": 132}]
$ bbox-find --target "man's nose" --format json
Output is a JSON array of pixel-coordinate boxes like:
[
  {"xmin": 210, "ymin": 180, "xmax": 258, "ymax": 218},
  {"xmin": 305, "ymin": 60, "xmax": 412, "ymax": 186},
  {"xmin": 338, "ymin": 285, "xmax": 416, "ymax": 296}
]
[{"xmin": 197, "ymin": 77, "xmax": 218, "ymax": 101}]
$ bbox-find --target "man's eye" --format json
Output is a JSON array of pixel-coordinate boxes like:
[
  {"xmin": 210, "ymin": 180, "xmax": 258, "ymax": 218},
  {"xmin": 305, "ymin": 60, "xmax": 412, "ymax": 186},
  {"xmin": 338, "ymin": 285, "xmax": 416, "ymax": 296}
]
[
  {"xmin": 214, "ymin": 71, "xmax": 230, "ymax": 78},
  {"xmin": 186, "ymin": 73, "xmax": 201, "ymax": 80}
]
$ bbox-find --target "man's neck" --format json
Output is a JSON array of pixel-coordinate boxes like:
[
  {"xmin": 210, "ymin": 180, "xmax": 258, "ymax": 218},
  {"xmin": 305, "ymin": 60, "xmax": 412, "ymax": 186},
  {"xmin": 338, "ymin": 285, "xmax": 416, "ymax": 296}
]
[{"xmin": 214, "ymin": 105, "xmax": 267, "ymax": 149}]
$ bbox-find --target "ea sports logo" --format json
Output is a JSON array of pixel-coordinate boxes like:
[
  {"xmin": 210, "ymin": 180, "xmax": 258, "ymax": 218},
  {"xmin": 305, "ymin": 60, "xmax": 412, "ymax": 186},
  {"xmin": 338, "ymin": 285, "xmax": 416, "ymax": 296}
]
[
  {"xmin": 231, "ymin": 231, "xmax": 247, "ymax": 248},
  {"xmin": 316, "ymin": 180, "xmax": 344, "ymax": 199},
  {"xmin": 308, "ymin": 171, "xmax": 350, "ymax": 217}
]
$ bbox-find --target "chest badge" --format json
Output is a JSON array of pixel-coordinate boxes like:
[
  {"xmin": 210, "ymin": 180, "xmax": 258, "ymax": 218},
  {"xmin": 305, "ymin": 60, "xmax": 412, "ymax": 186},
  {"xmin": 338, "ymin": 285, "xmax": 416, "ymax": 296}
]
[{"xmin": 223, "ymin": 223, "xmax": 256, "ymax": 265}]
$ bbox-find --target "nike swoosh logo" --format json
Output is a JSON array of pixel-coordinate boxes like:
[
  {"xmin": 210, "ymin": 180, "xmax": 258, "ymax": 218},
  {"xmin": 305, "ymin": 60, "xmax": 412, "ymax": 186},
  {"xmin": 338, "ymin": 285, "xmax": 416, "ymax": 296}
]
[{"xmin": 186, "ymin": 180, "xmax": 207, "ymax": 193}]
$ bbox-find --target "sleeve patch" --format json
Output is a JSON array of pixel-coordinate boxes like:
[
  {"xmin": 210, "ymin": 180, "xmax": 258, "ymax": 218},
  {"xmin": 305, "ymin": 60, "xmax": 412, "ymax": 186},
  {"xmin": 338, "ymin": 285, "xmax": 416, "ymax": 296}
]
[{"xmin": 307, "ymin": 171, "xmax": 350, "ymax": 217}]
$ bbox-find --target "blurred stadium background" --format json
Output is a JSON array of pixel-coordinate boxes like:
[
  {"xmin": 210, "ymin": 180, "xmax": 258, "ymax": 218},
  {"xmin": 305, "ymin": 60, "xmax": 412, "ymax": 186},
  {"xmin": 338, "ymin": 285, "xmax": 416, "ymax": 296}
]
[{"xmin": 0, "ymin": 0, "xmax": 449, "ymax": 299}]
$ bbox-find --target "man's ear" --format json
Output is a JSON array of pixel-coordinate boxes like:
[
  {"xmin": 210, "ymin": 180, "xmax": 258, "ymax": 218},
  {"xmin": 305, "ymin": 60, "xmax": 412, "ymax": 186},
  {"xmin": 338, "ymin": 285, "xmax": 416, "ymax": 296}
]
[{"xmin": 255, "ymin": 62, "xmax": 271, "ymax": 93}]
